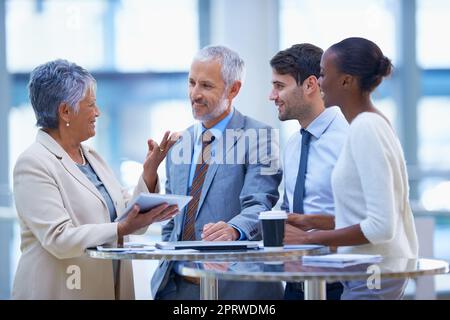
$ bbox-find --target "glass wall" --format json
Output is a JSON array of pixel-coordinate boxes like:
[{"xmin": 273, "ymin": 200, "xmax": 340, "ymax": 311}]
[
  {"xmin": 115, "ymin": 0, "xmax": 198, "ymax": 71},
  {"xmin": 417, "ymin": 0, "xmax": 450, "ymax": 68},
  {"xmin": 6, "ymin": 0, "xmax": 198, "ymax": 185},
  {"xmin": 280, "ymin": 0, "xmax": 450, "ymax": 295},
  {"xmin": 3, "ymin": 0, "xmax": 199, "ymax": 299},
  {"xmin": 417, "ymin": 0, "xmax": 450, "ymax": 229},
  {"xmin": 2, "ymin": 0, "xmax": 450, "ymax": 299},
  {"xmin": 279, "ymin": 0, "xmax": 396, "ymax": 142},
  {"xmin": 6, "ymin": 0, "xmax": 106, "ymax": 71},
  {"xmin": 280, "ymin": 0, "xmax": 396, "ymax": 60}
]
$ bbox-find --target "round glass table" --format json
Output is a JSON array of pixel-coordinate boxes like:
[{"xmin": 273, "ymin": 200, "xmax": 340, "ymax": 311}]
[
  {"xmin": 86, "ymin": 244, "xmax": 330, "ymax": 300},
  {"xmin": 178, "ymin": 258, "xmax": 449, "ymax": 300},
  {"xmin": 86, "ymin": 244, "xmax": 329, "ymax": 262}
]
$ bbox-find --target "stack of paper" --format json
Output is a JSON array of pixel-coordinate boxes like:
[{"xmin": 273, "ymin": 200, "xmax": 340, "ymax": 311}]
[{"xmin": 302, "ymin": 254, "xmax": 382, "ymax": 268}]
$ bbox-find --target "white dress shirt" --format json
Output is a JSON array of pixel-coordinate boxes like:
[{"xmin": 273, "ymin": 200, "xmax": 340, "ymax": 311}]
[
  {"xmin": 282, "ymin": 106, "xmax": 349, "ymax": 214},
  {"xmin": 188, "ymin": 108, "xmax": 234, "ymax": 187}
]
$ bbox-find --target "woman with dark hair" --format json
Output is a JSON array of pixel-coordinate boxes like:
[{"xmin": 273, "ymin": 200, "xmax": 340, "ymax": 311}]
[{"xmin": 287, "ymin": 38, "xmax": 418, "ymax": 299}]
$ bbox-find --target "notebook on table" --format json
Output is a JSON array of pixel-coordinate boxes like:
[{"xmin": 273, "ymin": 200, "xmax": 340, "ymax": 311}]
[{"xmin": 155, "ymin": 240, "xmax": 260, "ymax": 251}]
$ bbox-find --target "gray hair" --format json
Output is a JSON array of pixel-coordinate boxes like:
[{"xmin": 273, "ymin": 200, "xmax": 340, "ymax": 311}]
[
  {"xmin": 28, "ymin": 59, "xmax": 96, "ymax": 129},
  {"xmin": 193, "ymin": 45, "xmax": 245, "ymax": 89}
]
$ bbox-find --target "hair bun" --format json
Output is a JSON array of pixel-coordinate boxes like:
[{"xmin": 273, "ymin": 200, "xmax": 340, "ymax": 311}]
[{"xmin": 378, "ymin": 56, "xmax": 392, "ymax": 77}]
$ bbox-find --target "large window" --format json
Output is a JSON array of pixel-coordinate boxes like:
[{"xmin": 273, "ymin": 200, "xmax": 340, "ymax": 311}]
[
  {"xmin": 416, "ymin": 0, "xmax": 450, "ymax": 213},
  {"xmin": 4, "ymin": 0, "xmax": 199, "ymax": 299},
  {"xmin": 279, "ymin": 0, "xmax": 450, "ymax": 295},
  {"xmin": 279, "ymin": 0, "xmax": 397, "ymax": 143},
  {"xmin": 280, "ymin": 0, "xmax": 396, "ymax": 61},
  {"xmin": 6, "ymin": 0, "xmax": 106, "ymax": 71},
  {"xmin": 115, "ymin": 0, "xmax": 198, "ymax": 71},
  {"xmin": 417, "ymin": 0, "xmax": 450, "ymax": 68},
  {"xmin": 6, "ymin": 0, "xmax": 198, "ymax": 185},
  {"xmin": 6, "ymin": 0, "xmax": 199, "ymax": 72},
  {"xmin": 418, "ymin": 97, "xmax": 450, "ymax": 171}
]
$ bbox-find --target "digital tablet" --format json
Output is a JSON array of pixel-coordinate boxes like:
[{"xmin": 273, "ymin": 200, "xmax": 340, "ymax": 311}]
[{"xmin": 116, "ymin": 193, "xmax": 192, "ymax": 222}]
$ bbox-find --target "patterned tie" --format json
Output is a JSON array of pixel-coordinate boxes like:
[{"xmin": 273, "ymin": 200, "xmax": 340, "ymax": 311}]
[
  {"xmin": 293, "ymin": 129, "xmax": 312, "ymax": 214},
  {"xmin": 182, "ymin": 130, "xmax": 214, "ymax": 241}
]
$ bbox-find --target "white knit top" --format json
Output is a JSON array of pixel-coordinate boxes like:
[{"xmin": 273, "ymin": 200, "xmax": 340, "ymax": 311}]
[{"xmin": 332, "ymin": 112, "xmax": 418, "ymax": 258}]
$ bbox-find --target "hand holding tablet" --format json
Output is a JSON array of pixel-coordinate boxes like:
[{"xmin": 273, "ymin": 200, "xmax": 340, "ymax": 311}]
[{"xmin": 116, "ymin": 193, "xmax": 192, "ymax": 222}]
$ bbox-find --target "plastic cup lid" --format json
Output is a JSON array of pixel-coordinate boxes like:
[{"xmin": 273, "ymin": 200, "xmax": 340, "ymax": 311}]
[{"xmin": 258, "ymin": 210, "xmax": 288, "ymax": 220}]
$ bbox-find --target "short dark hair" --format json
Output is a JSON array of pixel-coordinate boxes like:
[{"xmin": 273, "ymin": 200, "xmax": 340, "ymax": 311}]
[
  {"xmin": 329, "ymin": 37, "xmax": 392, "ymax": 92},
  {"xmin": 270, "ymin": 43, "xmax": 323, "ymax": 85}
]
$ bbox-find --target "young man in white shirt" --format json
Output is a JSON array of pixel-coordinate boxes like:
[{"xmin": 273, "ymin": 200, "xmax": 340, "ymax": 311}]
[{"xmin": 269, "ymin": 44, "xmax": 349, "ymax": 300}]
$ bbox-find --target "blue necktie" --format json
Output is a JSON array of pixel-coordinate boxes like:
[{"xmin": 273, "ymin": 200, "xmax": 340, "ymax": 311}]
[{"xmin": 293, "ymin": 129, "xmax": 312, "ymax": 214}]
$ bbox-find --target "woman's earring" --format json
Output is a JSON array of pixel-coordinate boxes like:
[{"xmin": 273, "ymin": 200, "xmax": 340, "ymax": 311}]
[{"xmin": 66, "ymin": 122, "xmax": 70, "ymax": 127}]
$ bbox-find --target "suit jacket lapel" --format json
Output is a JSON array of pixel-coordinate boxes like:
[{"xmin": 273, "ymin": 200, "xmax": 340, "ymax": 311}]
[
  {"xmin": 195, "ymin": 109, "xmax": 245, "ymax": 218},
  {"xmin": 36, "ymin": 130, "xmax": 108, "ymax": 209},
  {"xmin": 172, "ymin": 128, "xmax": 194, "ymax": 239},
  {"xmin": 175, "ymin": 127, "xmax": 194, "ymax": 197}
]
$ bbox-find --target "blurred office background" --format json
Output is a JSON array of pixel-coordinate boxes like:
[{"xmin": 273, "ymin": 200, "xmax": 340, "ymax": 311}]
[{"xmin": 1, "ymin": 0, "xmax": 449, "ymax": 299}]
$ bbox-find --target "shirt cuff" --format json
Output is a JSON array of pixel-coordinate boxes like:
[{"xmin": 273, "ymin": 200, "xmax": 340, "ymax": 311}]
[{"xmin": 229, "ymin": 224, "xmax": 247, "ymax": 240}]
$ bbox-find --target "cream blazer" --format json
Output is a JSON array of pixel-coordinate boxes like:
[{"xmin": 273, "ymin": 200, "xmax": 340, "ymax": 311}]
[{"xmin": 12, "ymin": 130, "xmax": 158, "ymax": 299}]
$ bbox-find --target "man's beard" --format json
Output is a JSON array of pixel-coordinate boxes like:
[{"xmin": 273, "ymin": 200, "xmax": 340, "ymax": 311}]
[
  {"xmin": 278, "ymin": 104, "xmax": 296, "ymax": 121},
  {"xmin": 192, "ymin": 96, "xmax": 229, "ymax": 122},
  {"xmin": 279, "ymin": 102, "xmax": 309, "ymax": 122}
]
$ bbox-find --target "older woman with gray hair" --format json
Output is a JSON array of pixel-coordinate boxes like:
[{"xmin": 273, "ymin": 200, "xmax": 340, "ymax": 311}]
[{"xmin": 12, "ymin": 59, "xmax": 178, "ymax": 299}]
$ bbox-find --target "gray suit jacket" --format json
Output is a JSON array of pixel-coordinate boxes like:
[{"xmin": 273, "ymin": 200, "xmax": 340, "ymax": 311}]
[{"xmin": 151, "ymin": 109, "xmax": 283, "ymax": 299}]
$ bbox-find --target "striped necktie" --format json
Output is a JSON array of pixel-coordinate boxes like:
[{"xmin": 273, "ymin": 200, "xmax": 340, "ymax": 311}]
[{"xmin": 182, "ymin": 130, "xmax": 214, "ymax": 241}]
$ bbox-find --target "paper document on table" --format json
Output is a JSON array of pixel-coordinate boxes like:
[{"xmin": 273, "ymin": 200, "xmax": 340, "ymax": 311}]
[
  {"xmin": 97, "ymin": 242, "xmax": 156, "ymax": 252},
  {"xmin": 302, "ymin": 254, "xmax": 382, "ymax": 268}
]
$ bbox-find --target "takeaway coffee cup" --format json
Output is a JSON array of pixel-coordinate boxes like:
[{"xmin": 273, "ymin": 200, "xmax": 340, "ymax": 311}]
[{"xmin": 259, "ymin": 211, "xmax": 288, "ymax": 251}]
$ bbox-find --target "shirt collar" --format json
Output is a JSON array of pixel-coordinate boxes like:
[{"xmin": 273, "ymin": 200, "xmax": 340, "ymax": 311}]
[
  {"xmin": 194, "ymin": 107, "xmax": 235, "ymax": 144},
  {"xmin": 304, "ymin": 106, "xmax": 340, "ymax": 139}
]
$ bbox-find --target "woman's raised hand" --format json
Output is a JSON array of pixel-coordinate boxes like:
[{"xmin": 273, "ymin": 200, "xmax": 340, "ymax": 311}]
[{"xmin": 143, "ymin": 130, "xmax": 180, "ymax": 190}]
